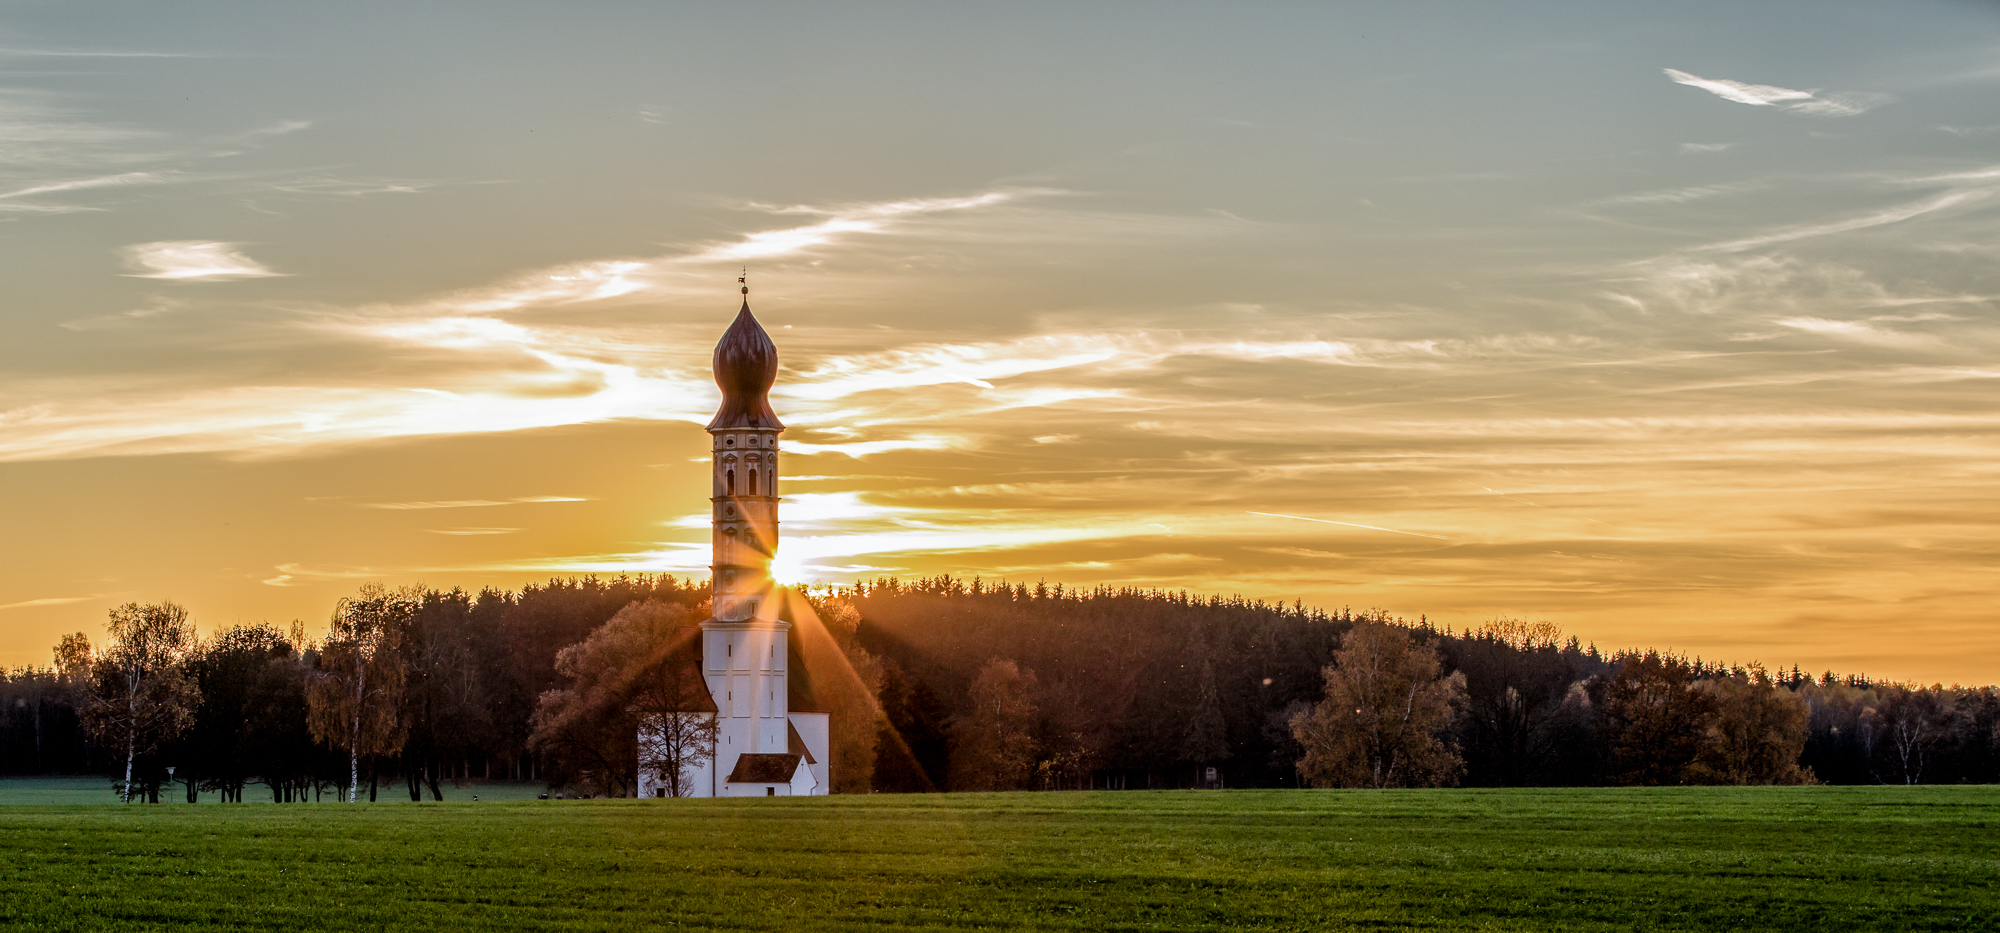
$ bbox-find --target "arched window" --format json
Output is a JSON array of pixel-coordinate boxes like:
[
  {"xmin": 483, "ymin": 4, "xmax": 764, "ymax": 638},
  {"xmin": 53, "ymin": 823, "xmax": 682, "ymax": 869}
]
[
  {"xmin": 726, "ymin": 469, "xmax": 736, "ymax": 495},
  {"xmin": 748, "ymin": 469, "xmax": 759, "ymax": 496}
]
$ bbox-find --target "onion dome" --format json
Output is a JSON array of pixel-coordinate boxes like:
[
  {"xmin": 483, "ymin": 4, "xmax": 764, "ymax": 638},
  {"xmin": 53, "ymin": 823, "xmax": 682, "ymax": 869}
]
[{"xmin": 707, "ymin": 297, "xmax": 783, "ymax": 430}]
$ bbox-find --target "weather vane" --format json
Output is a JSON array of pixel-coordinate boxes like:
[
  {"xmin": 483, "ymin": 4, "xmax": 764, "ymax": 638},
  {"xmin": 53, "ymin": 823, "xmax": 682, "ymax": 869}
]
[{"xmin": 739, "ymin": 267, "xmax": 748, "ymax": 296}]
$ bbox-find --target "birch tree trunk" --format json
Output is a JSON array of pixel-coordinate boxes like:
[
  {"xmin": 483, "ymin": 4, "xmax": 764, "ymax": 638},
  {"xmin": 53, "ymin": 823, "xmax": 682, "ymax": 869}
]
[
  {"xmin": 348, "ymin": 662, "xmax": 366, "ymax": 803},
  {"xmin": 122, "ymin": 672, "xmax": 139, "ymax": 804},
  {"xmin": 123, "ymin": 733, "xmax": 136, "ymax": 804}
]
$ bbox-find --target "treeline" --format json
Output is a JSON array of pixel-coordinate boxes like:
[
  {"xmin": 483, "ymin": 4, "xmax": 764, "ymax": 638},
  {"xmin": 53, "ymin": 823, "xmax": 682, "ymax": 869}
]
[
  {"xmin": 0, "ymin": 576, "xmax": 708, "ymax": 801},
  {"xmin": 842, "ymin": 576, "xmax": 2000, "ymax": 790},
  {"xmin": 3, "ymin": 573, "xmax": 1996, "ymax": 798}
]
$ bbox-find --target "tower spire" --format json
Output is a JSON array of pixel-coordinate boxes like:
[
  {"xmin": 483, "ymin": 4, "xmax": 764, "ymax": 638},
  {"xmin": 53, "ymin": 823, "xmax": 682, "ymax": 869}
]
[{"xmin": 707, "ymin": 279, "xmax": 782, "ymax": 622}]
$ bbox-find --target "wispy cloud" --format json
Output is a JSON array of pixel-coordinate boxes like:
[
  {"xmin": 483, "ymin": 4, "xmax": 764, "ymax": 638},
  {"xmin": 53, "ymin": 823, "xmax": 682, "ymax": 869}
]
[
  {"xmin": 1701, "ymin": 189, "xmax": 1989, "ymax": 252},
  {"xmin": 363, "ymin": 189, "xmax": 1049, "ymax": 319},
  {"xmin": 122, "ymin": 241, "xmax": 282, "ymax": 280},
  {"xmin": 0, "ymin": 596, "xmax": 94, "ymax": 611},
  {"xmin": 1601, "ymin": 183, "xmax": 1753, "ymax": 206},
  {"xmin": 0, "ymin": 92, "xmax": 350, "ymax": 218},
  {"xmin": 1770, "ymin": 316, "xmax": 1940, "ymax": 348},
  {"xmin": 364, "ymin": 496, "xmax": 586, "ymax": 510},
  {"xmin": 779, "ymin": 437, "xmax": 957, "ymax": 458},
  {"xmin": 1665, "ymin": 68, "xmax": 1891, "ymax": 117},
  {"xmin": 0, "ymin": 170, "xmax": 176, "ymax": 200},
  {"xmin": 1247, "ymin": 511, "xmax": 1453, "ymax": 540},
  {"xmin": 696, "ymin": 192, "xmax": 1024, "ymax": 262}
]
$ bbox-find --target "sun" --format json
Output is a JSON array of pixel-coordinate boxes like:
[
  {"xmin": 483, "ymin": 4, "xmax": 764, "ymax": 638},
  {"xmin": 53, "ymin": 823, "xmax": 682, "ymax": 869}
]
[{"xmin": 769, "ymin": 548, "xmax": 812, "ymax": 587}]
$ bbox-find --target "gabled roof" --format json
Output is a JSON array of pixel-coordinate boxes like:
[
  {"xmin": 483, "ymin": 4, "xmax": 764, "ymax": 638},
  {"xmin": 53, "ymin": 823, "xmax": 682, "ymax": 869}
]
[
  {"xmin": 784, "ymin": 620, "xmax": 827, "ymax": 713},
  {"xmin": 787, "ymin": 721, "xmax": 816, "ymax": 764},
  {"xmin": 726, "ymin": 752, "xmax": 803, "ymax": 784}
]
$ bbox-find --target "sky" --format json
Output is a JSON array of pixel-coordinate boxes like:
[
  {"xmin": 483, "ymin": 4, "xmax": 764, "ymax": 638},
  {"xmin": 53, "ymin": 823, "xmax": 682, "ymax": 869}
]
[{"xmin": 1, "ymin": 1, "xmax": 1996, "ymax": 683}]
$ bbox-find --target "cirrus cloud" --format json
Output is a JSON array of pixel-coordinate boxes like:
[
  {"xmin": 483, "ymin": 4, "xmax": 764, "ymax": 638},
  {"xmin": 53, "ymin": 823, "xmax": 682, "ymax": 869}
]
[
  {"xmin": 122, "ymin": 240, "xmax": 283, "ymax": 280},
  {"xmin": 1665, "ymin": 68, "xmax": 1890, "ymax": 117}
]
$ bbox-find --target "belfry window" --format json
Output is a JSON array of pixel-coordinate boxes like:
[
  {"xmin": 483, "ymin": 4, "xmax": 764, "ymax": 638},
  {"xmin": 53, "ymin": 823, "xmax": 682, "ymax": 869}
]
[
  {"xmin": 748, "ymin": 469, "xmax": 759, "ymax": 496},
  {"xmin": 726, "ymin": 469, "xmax": 736, "ymax": 495}
]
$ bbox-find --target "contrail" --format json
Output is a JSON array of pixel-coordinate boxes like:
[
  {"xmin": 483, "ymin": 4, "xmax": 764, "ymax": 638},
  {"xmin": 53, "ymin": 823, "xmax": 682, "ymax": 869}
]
[
  {"xmin": 1246, "ymin": 511, "xmax": 1453, "ymax": 540},
  {"xmin": 1466, "ymin": 484, "xmax": 1612, "ymax": 526}
]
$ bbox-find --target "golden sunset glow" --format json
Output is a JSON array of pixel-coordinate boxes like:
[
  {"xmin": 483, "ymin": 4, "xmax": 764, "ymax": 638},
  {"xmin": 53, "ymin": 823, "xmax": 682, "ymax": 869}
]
[{"xmin": 1, "ymin": 4, "xmax": 1996, "ymax": 684}]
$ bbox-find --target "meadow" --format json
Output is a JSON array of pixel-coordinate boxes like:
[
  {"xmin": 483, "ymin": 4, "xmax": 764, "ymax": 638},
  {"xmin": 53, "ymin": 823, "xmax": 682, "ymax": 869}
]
[{"xmin": 0, "ymin": 785, "xmax": 1993, "ymax": 932}]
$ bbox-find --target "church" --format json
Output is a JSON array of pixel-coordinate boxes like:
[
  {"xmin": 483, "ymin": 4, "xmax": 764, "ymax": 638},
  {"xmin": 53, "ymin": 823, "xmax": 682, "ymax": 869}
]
[{"xmin": 635, "ymin": 285, "xmax": 832, "ymax": 798}]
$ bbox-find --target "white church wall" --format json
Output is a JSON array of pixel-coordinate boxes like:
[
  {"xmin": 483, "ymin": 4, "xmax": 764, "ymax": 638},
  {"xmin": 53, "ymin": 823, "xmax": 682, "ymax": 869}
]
[
  {"xmin": 790, "ymin": 755, "xmax": 820, "ymax": 796},
  {"xmin": 790, "ymin": 711, "xmax": 830, "ymax": 794}
]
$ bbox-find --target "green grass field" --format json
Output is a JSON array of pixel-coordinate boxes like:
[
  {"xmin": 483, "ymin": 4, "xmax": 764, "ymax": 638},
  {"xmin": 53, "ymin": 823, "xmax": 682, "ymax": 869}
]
[{"xmin": 0, "ymin": 785, "xmax": 1993, "ymax": 932}]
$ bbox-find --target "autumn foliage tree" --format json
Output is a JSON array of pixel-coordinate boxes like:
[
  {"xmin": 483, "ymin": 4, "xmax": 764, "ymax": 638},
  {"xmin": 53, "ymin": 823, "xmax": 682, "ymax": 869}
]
[
  {"xmin": 1291, "ymin": 621, "xmax": 1464, "ymax": 788},
  {"xmin": 308, "ymin": 584, "xmax": 413, "ymax": 803},
  {"xmin": 531, "ymin": 600, "xmax": 715, "ymax": 797},
  {"xmin": 74, "ymin": 603, "xmax": 203, "ymax": 803},
  {"xmin": 1701, "ymin": 666, "xmax": 1813, "ymax": 785}
]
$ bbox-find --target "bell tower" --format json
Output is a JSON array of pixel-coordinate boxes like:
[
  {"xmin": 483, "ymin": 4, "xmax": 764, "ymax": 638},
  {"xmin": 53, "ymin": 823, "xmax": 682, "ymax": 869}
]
[
  {"xmin": 706, "ymin": 280, "xmax": 783, "ymax": 622},
  {"xmin": 636, "ymin": 281, "xmax": 827, "ymax": 798},
  {"xmin": 696, "ymin": 278, "xmax": 810, "ymax": 793}
]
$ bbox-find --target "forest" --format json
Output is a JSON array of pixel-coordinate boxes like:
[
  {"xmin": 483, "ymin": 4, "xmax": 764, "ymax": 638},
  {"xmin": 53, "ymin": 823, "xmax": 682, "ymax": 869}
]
[{"xmin": 3, "ymin": 574, "xmax": 1995, "ymax": 800}]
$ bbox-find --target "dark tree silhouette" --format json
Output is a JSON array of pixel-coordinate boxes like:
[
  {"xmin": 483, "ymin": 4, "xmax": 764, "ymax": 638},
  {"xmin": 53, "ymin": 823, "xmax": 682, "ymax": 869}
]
[{"xmin": 1593, "ymin": 651, "xmax": 1718, "ymax": 786}]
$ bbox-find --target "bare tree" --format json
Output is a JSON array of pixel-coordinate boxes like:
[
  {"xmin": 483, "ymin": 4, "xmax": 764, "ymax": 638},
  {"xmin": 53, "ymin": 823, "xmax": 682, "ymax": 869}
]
[
  {"xmin": 1866, "ymin": 685, "xmax": 1955, "ymax": 785},
  {"xmin": 1291, "ymin": 621, "xmax": 1464, "ymax": 789},
  {"xmin": 635, "ymin": 666, "xmax": 720, "ymax": 798},
  {"xmin": 75, "ymin": 604, "xmax": 202, "ymax": 803},
  {"xmin": 307, "ymin": 584, "xmax": 414, "ymax": 803},
  {"xmin": 630, "ymin": 608, "xmax": 720, "ymax": 797}
]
